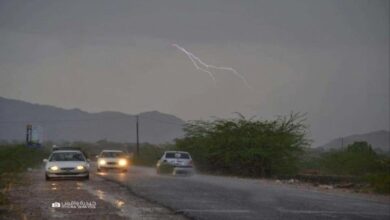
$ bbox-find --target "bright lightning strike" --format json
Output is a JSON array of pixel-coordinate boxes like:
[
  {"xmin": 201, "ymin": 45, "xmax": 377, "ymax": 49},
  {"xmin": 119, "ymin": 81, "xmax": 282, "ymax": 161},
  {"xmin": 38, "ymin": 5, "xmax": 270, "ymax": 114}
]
[
  {"xmin": 172, "ymin": 44, "xmax": 216, "ymax": 85},
  {"xmin": 172, "ymin": 44, "xmax": 252, "ymax": 89}
]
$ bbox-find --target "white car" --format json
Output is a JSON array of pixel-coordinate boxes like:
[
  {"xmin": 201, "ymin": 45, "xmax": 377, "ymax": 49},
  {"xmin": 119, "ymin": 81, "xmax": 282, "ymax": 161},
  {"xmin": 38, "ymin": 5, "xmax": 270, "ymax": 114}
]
[
  {"xmin": 44, "ymin": 150, "xmax": 90, "ymax": 180},
  {"xmin": 156, "ymin": 151, "xmax": 194, "ymax": 175},
  {"xmin": 97, "ymin": 150, "xmax": 129, "ymax": 172}
]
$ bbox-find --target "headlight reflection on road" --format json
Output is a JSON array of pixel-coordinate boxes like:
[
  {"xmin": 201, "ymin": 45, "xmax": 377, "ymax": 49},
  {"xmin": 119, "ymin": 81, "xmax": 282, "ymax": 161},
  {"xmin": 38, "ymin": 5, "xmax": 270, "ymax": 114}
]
[
  {"xmin": 76, "ymin": 182, "xmax": 83, "ymax": 190},
  {"xmin": 98, "ymin": 172, "xmax": 107, "ymax": 176},
  {"xmin": 115, "ymin": 199, "xmax": 125, "ymax": 208},
  {"xmin": 96, "ymin": 189, "xmax": 105, "ymax": 200},
  {"xmin": 50, "ymin": 182, "xmax": 57, "ymax": 190}
]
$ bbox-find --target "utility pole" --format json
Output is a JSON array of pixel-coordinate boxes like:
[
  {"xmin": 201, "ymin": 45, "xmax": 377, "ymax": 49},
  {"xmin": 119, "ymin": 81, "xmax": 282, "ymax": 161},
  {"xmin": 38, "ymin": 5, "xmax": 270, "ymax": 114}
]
[
  {"xmin": 136, "ymin": 115, "xmax": 139, "ymax": 156},
  {"xmin": 26, "ymin": 124, "xmax": 32, "ymax": 146}
]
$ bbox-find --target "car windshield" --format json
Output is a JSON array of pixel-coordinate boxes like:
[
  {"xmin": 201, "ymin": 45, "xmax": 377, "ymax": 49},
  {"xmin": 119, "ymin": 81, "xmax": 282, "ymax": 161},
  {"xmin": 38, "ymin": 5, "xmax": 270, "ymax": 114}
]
[
  {"xmin": 50, "ymin": 152, "xmax": 85, "ymax": 162},
  {"xmin": 100, "ymin": 152, "xmax": 125, "ymax": 158},
  {"xmin": 165, "ymin": 152, "xmax": 190, "ymax": 159}
]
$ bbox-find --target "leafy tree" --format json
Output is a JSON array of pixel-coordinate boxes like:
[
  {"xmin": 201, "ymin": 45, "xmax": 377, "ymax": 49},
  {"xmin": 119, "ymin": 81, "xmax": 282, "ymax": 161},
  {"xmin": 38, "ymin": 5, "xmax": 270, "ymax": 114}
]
[{"xmin": 176, "ymin": 112, "xmax": 309, "ymax": 177}]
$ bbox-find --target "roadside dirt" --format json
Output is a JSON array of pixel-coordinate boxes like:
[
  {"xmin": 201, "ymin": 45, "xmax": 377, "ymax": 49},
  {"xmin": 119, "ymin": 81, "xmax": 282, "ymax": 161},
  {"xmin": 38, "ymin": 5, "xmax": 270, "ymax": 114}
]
[{"xmin": 1, "ymin": 169, "xmax": 188, "ymax": 220}]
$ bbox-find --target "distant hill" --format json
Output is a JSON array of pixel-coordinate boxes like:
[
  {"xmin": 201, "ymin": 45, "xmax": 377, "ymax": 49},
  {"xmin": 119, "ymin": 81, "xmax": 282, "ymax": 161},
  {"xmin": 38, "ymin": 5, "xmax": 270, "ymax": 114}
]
[
  {"xmin": 0, "ymin": 97, "xmax": 185, "ymax": 144},
  {"xmin": 317, "ymin": 130, "xmax": 390, "ymax": 152}
]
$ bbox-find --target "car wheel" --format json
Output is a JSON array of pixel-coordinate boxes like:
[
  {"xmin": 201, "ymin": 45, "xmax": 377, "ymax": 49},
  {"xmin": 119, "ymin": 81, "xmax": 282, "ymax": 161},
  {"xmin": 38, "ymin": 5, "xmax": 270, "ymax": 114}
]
[
  {"xmin": 45, "ymin": 174, "xmax": 51, "ymax": 181},
  {"xmin": 84, "ymin": 174, "xmax": 89, "ymax": 180}
]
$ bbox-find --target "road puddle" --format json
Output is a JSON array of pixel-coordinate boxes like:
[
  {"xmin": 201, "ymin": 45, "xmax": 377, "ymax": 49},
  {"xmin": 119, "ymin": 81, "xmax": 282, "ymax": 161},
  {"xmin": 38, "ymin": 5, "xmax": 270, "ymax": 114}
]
[
  {"xmin": 115, "ymin": 199, "xmax": 125, "ymax": 208},
  {"xmin": 82, "ymin": 183, "xmax": 141, "ymax": 218}
]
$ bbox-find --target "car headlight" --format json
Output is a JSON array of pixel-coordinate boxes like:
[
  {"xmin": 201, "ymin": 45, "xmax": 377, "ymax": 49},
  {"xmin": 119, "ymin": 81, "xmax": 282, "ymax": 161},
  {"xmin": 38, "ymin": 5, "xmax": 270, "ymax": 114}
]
[
  {"xmin": 118, "ymin": 159, "xmax": 127, "ymax": 166},
  {"xmin": 76, "ymin": 165, "xmax": 85, "ymax": 170},
  {"xmin": 49, "ymin": 166, "xmax": 59, "ymax": 171},
  {"xmin": 98, "ymin": 159, "xmax": 106, "ymax": 165}
]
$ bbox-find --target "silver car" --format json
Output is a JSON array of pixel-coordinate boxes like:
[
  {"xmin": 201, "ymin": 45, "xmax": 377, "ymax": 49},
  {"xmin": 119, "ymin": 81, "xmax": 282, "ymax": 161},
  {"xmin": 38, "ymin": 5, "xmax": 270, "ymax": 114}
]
[
  {"xmin": 156, "ymin": 151, "xmax": 194, "ymax": 175},
  {"xmin": 44, "ymin": 150, "xmax": 90, "ymax": 180}
]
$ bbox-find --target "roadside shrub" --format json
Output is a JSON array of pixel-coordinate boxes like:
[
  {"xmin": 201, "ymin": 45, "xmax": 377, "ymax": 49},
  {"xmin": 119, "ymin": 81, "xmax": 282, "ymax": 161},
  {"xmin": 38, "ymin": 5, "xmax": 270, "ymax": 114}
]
[
  {"xmin": 0, "ymin": 144, "xmax": 49, "ymax": 174},
  {"xmin": 132, "ymin": 144, "xmax": 168, "ymax": 166},
  {"xmin": 176, "ymin": 113, "xmax": 309, "ymax": 177},
  {"xmin": 320, "ymin": 142, "xmax": 384, "ymax": 176},
  {"xmin": 365, "ymin": 173, "xmax": 390, "ymax": 194},
  {"xmin": 0, "ymin": 144, "xmax": 49, "ymax": 205}
]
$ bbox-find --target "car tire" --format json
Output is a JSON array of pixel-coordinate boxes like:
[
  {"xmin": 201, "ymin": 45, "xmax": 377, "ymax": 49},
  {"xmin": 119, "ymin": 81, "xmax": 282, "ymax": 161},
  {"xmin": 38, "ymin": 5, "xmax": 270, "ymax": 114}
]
[
  {"xmin": 84, "ymin": 174, "xmax": 89, "ymax": 180},
  {"xmin": 45, "ymin": 174, "xmax": 51, "ymax": 181}
]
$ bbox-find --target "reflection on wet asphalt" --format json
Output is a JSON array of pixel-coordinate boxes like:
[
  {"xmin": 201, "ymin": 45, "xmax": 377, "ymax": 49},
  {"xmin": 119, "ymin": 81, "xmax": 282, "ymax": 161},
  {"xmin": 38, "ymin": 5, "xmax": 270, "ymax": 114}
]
[
  {"xmin": 4, "ymin": 169, "xmax": 188, "ymax": 220},
  {"xmin": 99, "ymin": 166, "xmax": 390, "ymax": 220}
]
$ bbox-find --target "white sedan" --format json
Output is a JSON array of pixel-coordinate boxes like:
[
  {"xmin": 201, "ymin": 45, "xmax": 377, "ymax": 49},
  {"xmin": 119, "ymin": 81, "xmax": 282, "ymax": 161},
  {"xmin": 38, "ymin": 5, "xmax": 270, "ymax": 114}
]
[
  {"xmin": 156, "ymin": 151, "xmax": 194, "ymax": 175},
  {"xmin": 44, "ymin": 150, "xmax": 90, "ymax": 180},
  {"xmin": 97, "ymin": 150, "xmax": 129, "ymax": 172}
]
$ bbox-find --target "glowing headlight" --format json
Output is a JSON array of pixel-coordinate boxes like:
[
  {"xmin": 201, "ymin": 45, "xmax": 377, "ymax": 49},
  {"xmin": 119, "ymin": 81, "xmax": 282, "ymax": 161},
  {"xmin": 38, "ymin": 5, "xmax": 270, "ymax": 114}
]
[
  {"xmin": 98, "ymin": 159, "xmax": 106, "ymax": 165},
  {"xmin": 50, "ymin": 166, "xmax": 59, "ymax": 171},
  {"xmin": 118, "ymin": 159, "xmax": 127, "ymax": 166},
  {"xmin": 76, "ymin": 165, "xmax": 85, "ymax": 170}
]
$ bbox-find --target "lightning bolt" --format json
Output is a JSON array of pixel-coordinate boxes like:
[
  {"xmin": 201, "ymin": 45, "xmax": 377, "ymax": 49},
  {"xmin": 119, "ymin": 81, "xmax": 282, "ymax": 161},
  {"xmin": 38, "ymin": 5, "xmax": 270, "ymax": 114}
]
[
  {"xmin": 172, "ymin": 44, "xmax": 216, "ymax": 84},
  {"xmin": 173, "ymin": 44, "xmax": 252, "ymax": 89}
]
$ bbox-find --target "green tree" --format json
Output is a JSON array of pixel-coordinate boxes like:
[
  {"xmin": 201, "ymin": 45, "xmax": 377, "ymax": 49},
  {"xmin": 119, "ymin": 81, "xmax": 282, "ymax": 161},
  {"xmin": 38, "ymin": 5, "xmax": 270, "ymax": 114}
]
[{"xmin": 176, "ymin": 112, "xmax": 309, "ymax": 177}]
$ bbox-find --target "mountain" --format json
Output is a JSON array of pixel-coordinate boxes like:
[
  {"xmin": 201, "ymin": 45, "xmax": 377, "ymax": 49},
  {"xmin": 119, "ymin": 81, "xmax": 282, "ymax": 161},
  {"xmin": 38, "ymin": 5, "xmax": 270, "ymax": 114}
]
[
  {"xmin": 317, "ymin": 130, "xmax": 390, "ymax": 152},
  {"xmin": 0, "ymin": 97, "xmax": 185, "ymax": 144}
]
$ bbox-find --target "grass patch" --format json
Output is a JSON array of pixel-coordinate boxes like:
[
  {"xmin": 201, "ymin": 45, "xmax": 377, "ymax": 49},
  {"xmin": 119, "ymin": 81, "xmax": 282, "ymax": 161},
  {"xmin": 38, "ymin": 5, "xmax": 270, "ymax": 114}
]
[
  {"xmin": 0, "ymin": 144, "xmax": 49, "ymax": 205},
  {"xmin": 365, "ymin": 173, "xmax": 390, "ymax": 194}
]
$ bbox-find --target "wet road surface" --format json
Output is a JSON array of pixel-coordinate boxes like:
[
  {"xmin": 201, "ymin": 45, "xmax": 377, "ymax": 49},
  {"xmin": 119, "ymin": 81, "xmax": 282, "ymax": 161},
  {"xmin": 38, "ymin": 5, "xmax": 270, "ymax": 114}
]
[
  {"xmin": 3, "ymin": 169, "xmax": 187, "ymax": 220},
  {"xmin": 100, "ymin": 166, "xmax": 390, "ymax": 220}
]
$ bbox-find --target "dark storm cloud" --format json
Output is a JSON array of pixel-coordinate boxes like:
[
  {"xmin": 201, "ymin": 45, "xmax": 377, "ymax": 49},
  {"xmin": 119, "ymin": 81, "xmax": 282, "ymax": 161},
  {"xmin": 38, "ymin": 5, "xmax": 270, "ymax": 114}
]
[{"xmin": 0, "ymin": 0, "xmax": 388, "ymax": 145}]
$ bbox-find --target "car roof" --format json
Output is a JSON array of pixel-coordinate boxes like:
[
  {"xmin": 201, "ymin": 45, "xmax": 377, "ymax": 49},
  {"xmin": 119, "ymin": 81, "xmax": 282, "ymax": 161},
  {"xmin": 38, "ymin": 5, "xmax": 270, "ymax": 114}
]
[
  {"xmin": 101, "ymin": 150, "xmax": 123, "ymax": 152},
  {"xmin": 51, "ymin": 150, "xmax": 83, "ymax": 153},
  {"xmin": 164, "ymin": 151, "xmax": 189, "ymax": 154}
]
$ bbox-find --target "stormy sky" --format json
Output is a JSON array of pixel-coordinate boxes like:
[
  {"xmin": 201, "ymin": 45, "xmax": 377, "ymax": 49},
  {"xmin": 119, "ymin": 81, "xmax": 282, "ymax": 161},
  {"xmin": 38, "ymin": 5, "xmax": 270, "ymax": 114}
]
[{"xmin": 0, "ymin": 0, "xmax": 388, "ymax": 145}]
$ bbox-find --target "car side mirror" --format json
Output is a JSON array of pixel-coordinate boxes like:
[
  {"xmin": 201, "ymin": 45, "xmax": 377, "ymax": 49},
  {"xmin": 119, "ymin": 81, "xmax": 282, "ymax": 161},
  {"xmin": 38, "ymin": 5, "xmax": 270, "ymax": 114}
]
[{"xmin": 43, "ymin": 159, "xmax": 48, "ymax": 163}]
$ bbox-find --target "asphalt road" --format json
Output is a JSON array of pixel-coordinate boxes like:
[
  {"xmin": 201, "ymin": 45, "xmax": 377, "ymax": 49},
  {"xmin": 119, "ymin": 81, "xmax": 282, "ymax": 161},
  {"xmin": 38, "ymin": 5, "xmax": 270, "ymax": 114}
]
[
  {"xmin": 99, "ymin": 166, "xmax": 390, "ymax": 220},
  {"xmin": 3, "ymin": 169, "xmax": 187, "ymax": 220}
]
